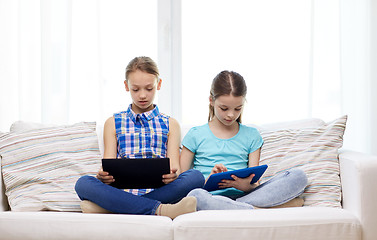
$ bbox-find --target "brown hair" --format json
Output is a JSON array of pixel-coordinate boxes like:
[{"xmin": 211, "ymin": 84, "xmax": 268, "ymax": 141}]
[
  {"xmin": 208, "ymin": 70, "xmax": 247, "ymax": 123},
  {"xmin": 125, "ymin": 56, "xmax": 159, "ymax": 81}
]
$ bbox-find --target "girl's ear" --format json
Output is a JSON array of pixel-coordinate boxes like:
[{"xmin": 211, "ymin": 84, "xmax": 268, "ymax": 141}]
[
  {"xmin": 124, "ymin": 80, "xmax": 130, "ymax": 92},
  {"xmin": 157, "ymin": 78, "xmax": 162, "ymax": 90},
  {"xmin": 209, "ymin": 96, "xmax": 214, "ymax": 106}
]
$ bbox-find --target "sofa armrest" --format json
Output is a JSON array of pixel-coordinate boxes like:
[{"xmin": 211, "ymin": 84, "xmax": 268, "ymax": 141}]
[{"xmin": 339, "ymin": 150, "xmax": 377, "ymax": 240}]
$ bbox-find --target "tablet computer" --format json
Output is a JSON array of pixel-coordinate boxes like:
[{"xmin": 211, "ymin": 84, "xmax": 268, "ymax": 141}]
[
  {"xmin": 102, "ymin": 158, "xmax": 170, "ymax": 189},
  {"xmin": 203, "ymin": 164, "xmax": 268, "ymax": 192}
]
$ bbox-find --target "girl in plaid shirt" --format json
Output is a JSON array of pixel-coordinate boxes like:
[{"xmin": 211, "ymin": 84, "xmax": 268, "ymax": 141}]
[{"xmin": 75, "ymin": 56, "xmax": 204, "ymax": 219}]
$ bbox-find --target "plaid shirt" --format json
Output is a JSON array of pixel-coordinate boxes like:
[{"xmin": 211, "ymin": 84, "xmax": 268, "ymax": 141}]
[{"xmin": 114, "ymin": 104, "xmax": 169, "ymax": 195}]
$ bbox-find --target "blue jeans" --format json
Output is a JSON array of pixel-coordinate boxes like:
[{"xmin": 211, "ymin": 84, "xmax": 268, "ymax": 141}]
[
  {"xmin": 187, "ymin": 168, "xmax": 308, "ymax": 210},
  {"xmin": 75, "ymin": 169, "xmax": 205, "ymax": 215}
]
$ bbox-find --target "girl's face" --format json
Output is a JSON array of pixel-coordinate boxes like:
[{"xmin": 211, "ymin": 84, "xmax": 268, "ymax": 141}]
[
  {"xmin": 210, "ymin": 94, "xmax": 245, "ymax": 127},
  {"xmin": 125, "ymin": 69, "xmax": 161, "ymax": 114}
]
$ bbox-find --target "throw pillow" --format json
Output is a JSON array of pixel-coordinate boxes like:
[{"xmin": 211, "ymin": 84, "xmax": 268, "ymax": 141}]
[
  {"xmin": 0, "ymin": 122, "xmax": 101, "ymax": 211},
  {"xmin": 258, "ymin": 115, "xmax": 347, "ymax": 208}
]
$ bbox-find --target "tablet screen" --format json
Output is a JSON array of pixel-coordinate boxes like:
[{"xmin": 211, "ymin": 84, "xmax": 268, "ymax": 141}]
[
  {"xmin": 102, "ymin": 158, "xmax": 170, "ymax": 189},
  {"xmin": 203, "ymin": 165, "xmax": 268, "ymax": 192}
]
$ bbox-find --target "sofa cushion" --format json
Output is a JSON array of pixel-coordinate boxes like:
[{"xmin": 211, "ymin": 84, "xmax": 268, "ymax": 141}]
[
  {"xmin": 173, "ymin": 208, "xmax": 360, "ymax": 240},
  {"xmin": 0, "ymin": 122, "xmax": 101, "ymax": 212},
  {"xmin": 0, "ymin": 211, "xmax": 173, "ymax": 240},
  {"xmin": 258, "ymin": 116, "xmax": 347, "ymax": 208}
]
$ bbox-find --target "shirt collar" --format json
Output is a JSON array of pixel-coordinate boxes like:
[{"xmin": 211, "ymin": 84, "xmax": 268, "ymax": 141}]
[{"xmin": 125, "ymin": 104, "xmax": 160, "ymax": 123}]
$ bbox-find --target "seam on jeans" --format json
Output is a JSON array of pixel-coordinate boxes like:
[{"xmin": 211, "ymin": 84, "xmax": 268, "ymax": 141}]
[{"xmin": 152, "ymin": 201, "xmax": 161, "ymax": 215}]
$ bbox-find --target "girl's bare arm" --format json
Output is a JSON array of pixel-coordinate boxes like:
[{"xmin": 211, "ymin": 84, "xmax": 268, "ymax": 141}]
[
  {"xmin": 97, "ymin": 117, "xmax": 117, "ymax": 184},
  {"xmin": 180, "ymin": 146, "xmax": 195, "ymax": 173},
  {"xmin": 163, "ymin": 117, "xmax": 181, "ymax": 184}
]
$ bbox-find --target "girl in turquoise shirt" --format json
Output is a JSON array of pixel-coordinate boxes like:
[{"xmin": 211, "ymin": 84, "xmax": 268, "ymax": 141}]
[{"xmin": 180, "ymin": 70, "xmax": 308, "ymax": 210}]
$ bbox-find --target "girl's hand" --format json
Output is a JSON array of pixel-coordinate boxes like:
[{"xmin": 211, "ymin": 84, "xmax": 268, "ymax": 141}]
[
  {"xmin": 162, "ymin": 168, "xmax": 178, "ymax": 184},
  {"xmin": 218, "ymin": 173, "xmax": 259, "ymax": 192},
  {"xmin": 210, "ymin": 164, "xmax": 228, "ymax": 175},
  {"xmin": 205, "ymin": 164, "xmax": 228, "ymax": 183},
  {"xmin": 96, "ymin": 168, "xmax": 115, "ymax": 184}
]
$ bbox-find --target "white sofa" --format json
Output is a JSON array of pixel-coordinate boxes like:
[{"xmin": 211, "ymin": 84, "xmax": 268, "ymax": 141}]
[{"xmin": 0, "ymin": 117, "xmax": 376, "ymax": 240}]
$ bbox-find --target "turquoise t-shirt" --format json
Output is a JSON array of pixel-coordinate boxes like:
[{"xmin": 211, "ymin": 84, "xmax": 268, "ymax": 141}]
[{"xmin": 182, "ymin": 123, "xmax": 264, "ymax": 196}]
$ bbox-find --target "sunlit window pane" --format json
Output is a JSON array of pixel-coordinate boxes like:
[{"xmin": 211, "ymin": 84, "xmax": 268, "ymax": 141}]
[
  {"xmin": 69, "ymin": 0, "xmax": 158, "ymax": 124},
  {"xmin": 182, "ymin": 0, "xmax": 312, "ymax": 125}
]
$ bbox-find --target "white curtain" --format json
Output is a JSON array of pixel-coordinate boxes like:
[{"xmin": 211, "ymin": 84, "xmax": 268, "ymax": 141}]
[
  {"xmin": 0, "ymin": 0, "xmax": 102, "ymax": 128},
  {"xmin": 0, "ymin": 0, "xmax": 157, "ymax": 130}
]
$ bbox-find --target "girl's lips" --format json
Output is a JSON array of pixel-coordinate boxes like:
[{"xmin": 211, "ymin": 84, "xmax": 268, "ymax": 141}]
[{"xmin": 224, "ymin": 119, "xmax": 233, "ymax": 124}]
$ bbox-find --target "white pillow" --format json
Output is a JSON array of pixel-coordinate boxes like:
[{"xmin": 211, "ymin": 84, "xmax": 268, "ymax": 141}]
[
  {"xmin": 257, "ymin": 117, "xmax": 325, "ymax": 131},
  {"xmin": 0, "ymin": 122, "xmax": 101, "ymax": 212},
  {"xmin": 11, "ymin": 121, "xmax": 105, "ymax": 157},
  {"xmin": 258, "ymin": 115, "xmax": 347, "ymax": 208},
  {"xmin": 10, "ymin": 121, "xmax": 57, "ymax": 132}
]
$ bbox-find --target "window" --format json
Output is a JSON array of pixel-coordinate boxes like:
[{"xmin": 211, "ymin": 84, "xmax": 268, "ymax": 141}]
[
  {"xmin": 180, "ymin": 0, "xmax": 340, "ymax": 125},
  {"xmin": 69, "ymin": 0, "xmax": 158, "ymax": 124}
]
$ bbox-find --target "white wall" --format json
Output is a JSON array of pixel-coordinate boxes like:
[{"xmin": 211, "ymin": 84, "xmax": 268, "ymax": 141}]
[
  {"xmin": 371, "ymin": 0, "xmax": 377, "ymax": 155},
  {"xmin": 340, "ymin": 0, "xmax": 377, "ymax": 155}
]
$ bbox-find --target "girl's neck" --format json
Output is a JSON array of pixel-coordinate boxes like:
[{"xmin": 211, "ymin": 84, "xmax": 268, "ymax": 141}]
[
  {"xmin": 131, "ymin": 103, "xmax": 155, "ymax": 114},
  {"xmin": 208, "ymin": 118, "xmax": 239, "ymax": 139}
]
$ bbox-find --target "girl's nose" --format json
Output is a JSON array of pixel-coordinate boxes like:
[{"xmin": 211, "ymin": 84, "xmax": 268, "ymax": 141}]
[{"xmin": 139, "ymin": 90, "xmax": 147, "ymax": 99}]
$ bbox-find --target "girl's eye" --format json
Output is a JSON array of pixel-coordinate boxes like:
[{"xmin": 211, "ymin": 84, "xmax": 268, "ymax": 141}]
[
  {"xmin": 132, "ymin": 89, "xmax": 139, "ymax": 92},
  {"xmin": 147, "ymin": 88, "xmax": 153, "ymax": 91},
  {"xmin": 235, "ymin": 108, "xmax": 242, "ymax": 111},
  {"xmin": 220, "ymin": 107, "xmax": 228, "ymax": 111}
]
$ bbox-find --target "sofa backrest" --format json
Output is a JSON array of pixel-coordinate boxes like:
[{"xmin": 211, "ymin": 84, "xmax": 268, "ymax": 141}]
[
  {"xmin": 0, "ymin": 117, "xmax": 343, "ymax": 211},
  {"xmin": 97, "ymin": 117, "xmax": 325, "ymax": 154},
  {"xmin": 180, "ymin": 118, "xmax": 325, "ymax": 140},
  {"xmin": 96, "ymin": 122, "xmax": 105, "ymax": 157}
]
